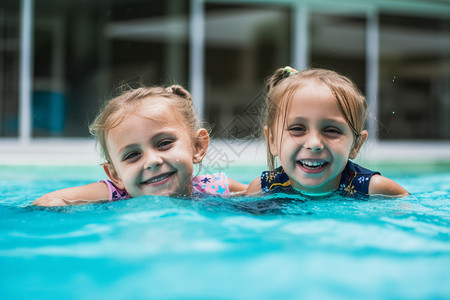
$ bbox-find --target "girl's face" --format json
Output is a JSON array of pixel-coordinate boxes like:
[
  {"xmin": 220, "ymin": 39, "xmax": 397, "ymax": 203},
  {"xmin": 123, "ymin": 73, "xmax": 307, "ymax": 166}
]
[
  {"xmin": 267, "ymin": 81, "xmax": 366, "ymax": 194},
  {"xmin": 104, "ymin": 99, "xmax": 207, "ymax": 197}
]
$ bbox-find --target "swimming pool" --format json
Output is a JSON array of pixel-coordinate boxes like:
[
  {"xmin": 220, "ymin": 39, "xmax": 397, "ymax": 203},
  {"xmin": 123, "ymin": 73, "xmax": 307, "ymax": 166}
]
[{"xmin": 1, "ymin": 164, "xmax": 450, "ymax": 299}]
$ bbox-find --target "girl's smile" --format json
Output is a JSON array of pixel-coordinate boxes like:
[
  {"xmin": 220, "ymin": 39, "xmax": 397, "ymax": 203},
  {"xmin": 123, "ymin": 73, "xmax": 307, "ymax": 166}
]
[
  {"xmin": 104, "ymin": 98, "xmax": 204, "ymax": 197},
  {"xmin": 267, "ymin": 80, "xmax": 364, "ymax": 194},
  {"xmin": 296, "ymin": 159, "xmax": 329, "ymax": 174},
  {"xmin": 140, "ymin": 171, "xmax": 176, "ymax": 186}
]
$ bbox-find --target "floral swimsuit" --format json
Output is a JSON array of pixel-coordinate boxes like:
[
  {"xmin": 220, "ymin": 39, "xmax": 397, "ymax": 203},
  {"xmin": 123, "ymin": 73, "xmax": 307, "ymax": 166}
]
[{"xmin": 260, "ymin": 161, "xmax": 380, "ymax": 196}]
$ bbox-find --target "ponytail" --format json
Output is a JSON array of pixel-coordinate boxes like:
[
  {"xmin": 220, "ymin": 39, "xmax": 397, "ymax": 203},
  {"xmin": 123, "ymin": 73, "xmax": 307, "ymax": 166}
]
[{"xmin": 167, "ymin": 85, "xmax": 193, "ymax": 103}]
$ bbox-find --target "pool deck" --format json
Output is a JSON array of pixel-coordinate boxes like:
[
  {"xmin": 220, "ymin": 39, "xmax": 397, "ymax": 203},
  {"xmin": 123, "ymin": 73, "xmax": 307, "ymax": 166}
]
[{"xmin": 0, "ymin": 138, "xmax": 449, "ymax": 167}]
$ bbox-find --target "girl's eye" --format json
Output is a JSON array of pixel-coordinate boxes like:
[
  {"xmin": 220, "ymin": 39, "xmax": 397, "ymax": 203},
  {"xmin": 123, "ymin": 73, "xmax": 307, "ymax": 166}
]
[
  {"xmin": 288, "ymin": 125, "xmax": 306, "ymax": 136},
  {"xmin": 323, "ymin": 127, "xmax": 343, "ymax": 138},
  {"xmin": 157, "ymin": 139, "xmax": 174, "ymax": 149},
  {"xmin": 123, "ymin": 151, "xmax": 141, "ymax": 161}
]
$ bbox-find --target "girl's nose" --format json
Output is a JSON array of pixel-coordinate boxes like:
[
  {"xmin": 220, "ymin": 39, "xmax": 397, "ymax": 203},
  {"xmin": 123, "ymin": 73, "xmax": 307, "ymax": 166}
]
[
  {"xmin": 304, "ymin": 131, "xmax": 324, "ymax": 152},
  {"xmin": 143, "ymin": 150, "xmax": 163, "ymax": 169}
]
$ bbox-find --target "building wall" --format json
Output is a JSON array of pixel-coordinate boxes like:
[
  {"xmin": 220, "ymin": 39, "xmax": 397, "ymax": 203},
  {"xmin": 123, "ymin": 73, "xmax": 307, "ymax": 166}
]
[{"xmin": 0, "ymin": 0, "xmax": 449, "ymax": 147}]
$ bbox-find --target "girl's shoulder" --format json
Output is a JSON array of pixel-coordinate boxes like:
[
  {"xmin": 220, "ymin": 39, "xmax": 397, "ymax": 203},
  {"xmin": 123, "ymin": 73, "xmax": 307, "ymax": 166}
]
[
  {"xmin": 340, "ymin": 161, "xmax": 408, "ymax": 196},
  {"xmin": 368, "ymin": 174, "xmax": 409, "ymax": 196},
  {"xmin": 247, "ymin": 167, "xmax": 293, "ymax": 195},
  {"xmin": 261, "ymin": 167, "xmax": 292, "ymax": 193},
  {"xmin": 100, "ymin": 179, "xmax": 130, "ymax": 201},
  {"xmin": 338, "ymin": 161, "xmax": 380, "ymax": 195}
]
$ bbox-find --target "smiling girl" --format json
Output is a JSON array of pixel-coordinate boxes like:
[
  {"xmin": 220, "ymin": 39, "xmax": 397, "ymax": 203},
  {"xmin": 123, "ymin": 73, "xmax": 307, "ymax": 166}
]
[
  {"xmin": 247, "ymin": 67, "xmax": 408, "ymax": 197},
  {"xmin": 33, "ymin": 85, "xmax": 247, "ymax": 206}
]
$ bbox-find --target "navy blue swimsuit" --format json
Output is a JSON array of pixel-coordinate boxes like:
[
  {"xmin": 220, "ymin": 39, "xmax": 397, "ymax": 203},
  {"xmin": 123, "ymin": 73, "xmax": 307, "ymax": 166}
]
[{"xmin": 260, "ymin": 161, "xmax": 380, "ymax": 196}]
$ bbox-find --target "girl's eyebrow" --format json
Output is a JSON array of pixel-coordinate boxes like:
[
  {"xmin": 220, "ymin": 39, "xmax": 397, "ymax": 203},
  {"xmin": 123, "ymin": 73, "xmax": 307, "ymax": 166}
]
[
  {"xmin": 322, "ymin": 117, "xmax": 348, "ymax": 125},
  {"xmin": 286, "ymin": 116, "xmax": 307, "ymax": 123},
  {"xmin": 286, "ymin": 116, "xmax": 349, "ymax": 126},
  {"xmin": 151, "ymin": 131, "xmax": 178, "ymax": 142}
]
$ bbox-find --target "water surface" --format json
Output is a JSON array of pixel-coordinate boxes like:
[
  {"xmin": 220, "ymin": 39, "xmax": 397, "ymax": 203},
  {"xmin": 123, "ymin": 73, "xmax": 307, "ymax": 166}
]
[{"xmin": 1, "ymin": 165, "xmax": 449, "ymax": 299}]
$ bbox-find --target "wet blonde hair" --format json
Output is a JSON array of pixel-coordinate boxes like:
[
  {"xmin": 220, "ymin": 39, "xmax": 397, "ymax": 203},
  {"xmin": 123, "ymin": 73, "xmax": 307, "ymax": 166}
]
[
  {"xmin": 89, "ymin": 85, "xmax": 201, "ymax": 164},
  {"xmin": 265, "ymin": 67, "xmax": 368, "ymax": 171}
]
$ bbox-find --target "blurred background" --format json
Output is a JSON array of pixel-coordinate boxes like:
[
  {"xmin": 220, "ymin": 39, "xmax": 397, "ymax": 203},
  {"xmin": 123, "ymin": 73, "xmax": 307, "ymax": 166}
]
[{"xmin": 0, "ymin": 0, "xmax": 449, "ymax": 166}]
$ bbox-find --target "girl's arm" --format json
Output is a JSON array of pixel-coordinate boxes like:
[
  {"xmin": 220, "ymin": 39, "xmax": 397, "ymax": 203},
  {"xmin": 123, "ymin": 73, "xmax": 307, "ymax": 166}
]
[
  {"xmin": 246, "ymin": 176, "xmax": 262, "ymax": 195},
  {"xmin": 227, "ymin": 178, "xmax": 248, "ymax": 196},
  {"xmin": 368, "ymin": 174, "xmax": 409, "ymax": 197},
  {"xmin": 32, "ymin": 182, "xmax": 110, "ymax": 206}
]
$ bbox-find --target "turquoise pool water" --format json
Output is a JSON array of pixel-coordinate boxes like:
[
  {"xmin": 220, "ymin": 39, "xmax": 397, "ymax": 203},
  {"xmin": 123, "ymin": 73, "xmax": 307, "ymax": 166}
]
[{"xmin": 1, "ymin": 164, "xmax": 450, "ymax": 299}]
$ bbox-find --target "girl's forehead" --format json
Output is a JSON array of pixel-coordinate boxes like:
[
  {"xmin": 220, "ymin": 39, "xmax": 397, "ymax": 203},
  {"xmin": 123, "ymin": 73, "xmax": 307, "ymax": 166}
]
[
  {"xmin": 286, "ymin": 82, "xmax": 333, "ymax": 107},
  {"xmin": 129, "ymin": 97, "xmax": 181, "ymax": 121},
  {"xmin": 138, "ymin": 103, "xmax": 182, "ymax": 126},
  {"xmin": 106, "ymin": 98, "xmax": 177, "ymax": 132},
  {"xmin": 136, "ymin": 96, "xmax": 172, "ymax": 113},
  {"xmin": 106, "ymin": 102, "xmax": 188, "ymax": 146},
  {"xmin": 279, "ymin": 84, "xmax": 348, "ymax": 123}
]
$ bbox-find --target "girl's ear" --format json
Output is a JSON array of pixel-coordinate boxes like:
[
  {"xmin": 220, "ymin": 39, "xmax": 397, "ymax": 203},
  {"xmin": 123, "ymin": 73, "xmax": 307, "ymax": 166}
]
[
  {"xmin": 349, "ymin": 130, "xmax": 368, "ymax": 159},
  {"xmin": 103, "ymin": 163, "xmax": 125, "ymax": 190},
  {"xmin": 193, "ymin": 128, "xmax": 210, "ymax": 164},
  {"xmin": 264, "ymin": 126, "xmax": 278, "ymax": 156}
]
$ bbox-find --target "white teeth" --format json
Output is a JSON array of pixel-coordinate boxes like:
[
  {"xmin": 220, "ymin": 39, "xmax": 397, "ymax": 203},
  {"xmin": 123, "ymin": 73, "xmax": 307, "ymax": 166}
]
[
  {"xmin": 144, "ymin": 172, "xmax": 172, "ymax": 184},
  {"xmin": 300, "ymin": 160, "xmax": 325, "ymax": 168}
]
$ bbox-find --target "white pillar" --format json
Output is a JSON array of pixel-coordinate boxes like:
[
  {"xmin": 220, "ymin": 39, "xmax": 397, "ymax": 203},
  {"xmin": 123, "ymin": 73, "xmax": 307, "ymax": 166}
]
[
  {"xmin": 19, "ymin": 0, "xmax": 34, "ymax": 144},
  {"xmin": 189, "ymin": 0, "xmax": 205, "ymax": 120},
  {"xmin": 366, "ymin": 8, "xmax": 379, "ymax": 141},
  {"xmin": 293, "ymin": 2, "xmax": 308, "ymax": 70}
]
